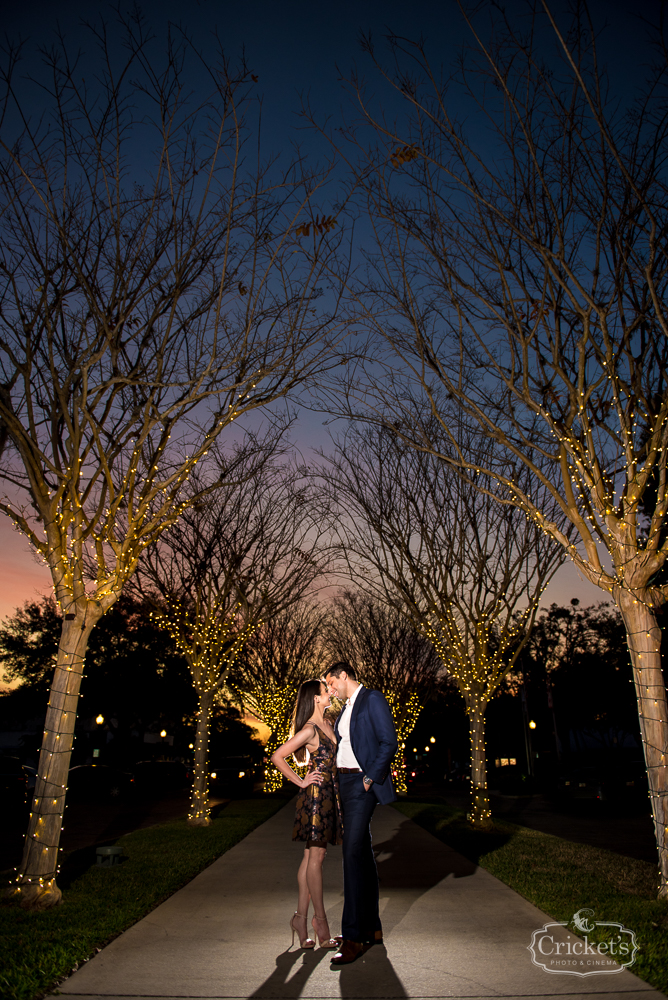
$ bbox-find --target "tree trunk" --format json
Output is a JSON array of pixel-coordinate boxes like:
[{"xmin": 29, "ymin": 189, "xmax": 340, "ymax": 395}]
[
  {"xmin": 263, "ymin": 730, "xmax": 286, "ymax": 793},
  {"xmin": 12, "ymin": 610, "xmax": 100, "ymax": 909},
  {"xmin": 615, "ymin": 589, "xmax": 668, "ymax": 898},
  {"xmin": 188, "ymin": 688, "xmax": 214, "ymax": 827},
  {"xmin": 390, "ymin": 717, "xmax": 421, "ymax": 796},
  {"xmin": 387, "ymin": 693, "xmax": 421, "ymax": 795},
  {"xmin": 465, "ymin": 695, "xmax": 491, "ymax": 828}
]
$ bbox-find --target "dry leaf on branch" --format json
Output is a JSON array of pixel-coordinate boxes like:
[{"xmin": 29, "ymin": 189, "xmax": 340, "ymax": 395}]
[{"xmin": 390, "ymin": 144, "xmax": 421, "ymax": 167}]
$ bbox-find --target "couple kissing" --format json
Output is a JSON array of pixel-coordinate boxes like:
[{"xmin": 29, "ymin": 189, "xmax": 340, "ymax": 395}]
[{"xmin": 271, "ymin": 661, "xmax": 398, "ymax": 966}]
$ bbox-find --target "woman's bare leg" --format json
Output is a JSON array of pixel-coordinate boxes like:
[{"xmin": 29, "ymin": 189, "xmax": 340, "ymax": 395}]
[
  {"xmin": 297, "ymin": 848, "xmax": 310, "ymax": 917},
  {"xmin": 305, "ymin": 844, "xmax": 334, "ymax": 940},
  {"xmin": 291, "ymin": 848, "xmax": 313, "ymax": 944}
]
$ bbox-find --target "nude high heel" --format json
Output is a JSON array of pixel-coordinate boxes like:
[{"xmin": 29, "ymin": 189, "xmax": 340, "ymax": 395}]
[
  {"xmin": 312, "ymin": 914, "xmax": 339, "ymax": 948},
  {"xmin": 290, "ymin": 911, "xmax": 315, "ymax": 949}
]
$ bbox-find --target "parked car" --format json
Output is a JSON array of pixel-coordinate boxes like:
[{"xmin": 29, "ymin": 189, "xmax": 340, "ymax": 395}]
[
  {"xmin": 209, "ymin": 756, "xmax": 255, "ymax": 795},
  {"xmin": 405, "ymin": 761, "xmax": 433, "ymax": 787},
  {"xmin": 0, "ymin": 754, "xmax": 29, "ymax": 808},
  {"xmin": 67, "ymin": 764, "xmax": 134, "ymax": 801},
  {"xmin": 132, "ymin": 759, "xmax": 192, "ymax": 793}
]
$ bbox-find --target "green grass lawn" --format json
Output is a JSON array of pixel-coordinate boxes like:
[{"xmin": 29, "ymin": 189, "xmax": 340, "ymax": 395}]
[
  {"xmin": 0, "ymin": 798, "xmax": 285, "ymax": 1000},
  {"xmin": 394, "ymin": 800, "xmax": 668, "ymax": 995}
]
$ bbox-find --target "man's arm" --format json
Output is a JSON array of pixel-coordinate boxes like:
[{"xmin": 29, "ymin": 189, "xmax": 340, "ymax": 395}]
[{"xmin": 363, "ymin": 690, "xmax": 398, "ymax": 786}]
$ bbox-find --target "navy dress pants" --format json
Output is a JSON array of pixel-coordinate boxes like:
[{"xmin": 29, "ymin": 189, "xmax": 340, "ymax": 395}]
[{"xmin": 338, "ymin": 773, "xmax": 382, "ymax": 943}]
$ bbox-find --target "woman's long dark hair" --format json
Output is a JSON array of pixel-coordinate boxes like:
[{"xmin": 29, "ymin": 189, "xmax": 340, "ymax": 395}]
[{"xmin": 290, "ymin": 679, "xmax": 323, "ymax": 763}]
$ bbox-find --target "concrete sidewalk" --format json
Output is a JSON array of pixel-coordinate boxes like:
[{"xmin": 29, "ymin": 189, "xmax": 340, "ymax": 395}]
[{"xmin": 53, "ymin": 801, "xmax": 665, "ymax": 1000}]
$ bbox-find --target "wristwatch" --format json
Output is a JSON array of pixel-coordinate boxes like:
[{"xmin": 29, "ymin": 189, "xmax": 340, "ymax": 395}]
[{"xmin": 363, "ymin": 775, "xmax": 373, "ymax": 785}]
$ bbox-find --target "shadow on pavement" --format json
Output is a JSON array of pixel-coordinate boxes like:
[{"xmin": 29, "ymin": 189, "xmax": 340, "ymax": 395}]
[
  {"xmin": 393, "ymin": 803, "xmax": 514, "ymax": 867},
  {"xmin": 372, "ymin": 811, "xmax": 482, "ymax": 940},
  {"xmin": 247, "ymin": 946, "xmax": 331, "ymax": 998},
  {"xmin": 336, "ymin": 945, "xmax": 409, "ymax": 998},
  {"xmin": 375, "ymin": 818, "xmax": 478, "ymax": 883},
  {"xmin": 248, "ymin": 945, "xmax": 409, "ymax": 999}
]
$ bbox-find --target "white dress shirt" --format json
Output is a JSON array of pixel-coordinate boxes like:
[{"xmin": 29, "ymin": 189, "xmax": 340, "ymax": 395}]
[{"xmin": 336, "ymin": 683, "xmax": 364, "ymax": 768}]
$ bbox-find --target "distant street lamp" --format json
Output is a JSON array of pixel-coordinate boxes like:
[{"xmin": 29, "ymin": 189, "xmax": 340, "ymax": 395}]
[
  {"xmin": 160, "ymin": 729, "xmax": 167, "ymax": 738},
  {"xmin": 520, "ymin": 682, "xmax": 534, "ymax": 777},
  {"xmin": 430, "ymin": 737, "xmax": 436, "ymax": 743},
  {"xmin": 95, "ymin": 714, "xmax": 104, "ymax": 725},
  {"xmin": 529, "ymin": 720, "xmax": 537, "ymax": 730}
]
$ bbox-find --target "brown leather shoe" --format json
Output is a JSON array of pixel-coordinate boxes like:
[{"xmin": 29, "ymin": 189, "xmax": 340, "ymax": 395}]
[{"xmin": 331, "ymin": 940, "xmax": 364, "ymax": 965}]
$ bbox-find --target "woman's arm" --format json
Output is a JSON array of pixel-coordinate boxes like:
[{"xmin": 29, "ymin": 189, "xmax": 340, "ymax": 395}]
[{"xmin": 270, "ymin": 725, "xmax": 324, "ymax": 789}]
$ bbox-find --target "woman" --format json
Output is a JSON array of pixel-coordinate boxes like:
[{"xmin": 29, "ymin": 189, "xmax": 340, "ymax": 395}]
[{"xmin": 271, "ymin": 679, "xmax": 343, "ymax": 950}]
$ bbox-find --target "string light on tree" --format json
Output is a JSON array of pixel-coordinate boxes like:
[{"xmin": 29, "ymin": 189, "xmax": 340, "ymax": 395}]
[{"xmin": 153, "ymin": 597, "xmax": 258, "ymax": 825}]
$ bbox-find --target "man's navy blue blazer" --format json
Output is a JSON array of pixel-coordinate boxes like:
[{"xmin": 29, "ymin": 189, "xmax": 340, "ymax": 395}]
[{"xmin": 334, "ymin": 687, "xmax": 398, "ymax": 805}]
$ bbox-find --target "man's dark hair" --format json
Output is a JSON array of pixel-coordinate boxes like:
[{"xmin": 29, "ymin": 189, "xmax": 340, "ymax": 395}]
[{"xmin": 326, "ymin": 661, "xmax": 358, "ymax": 681}]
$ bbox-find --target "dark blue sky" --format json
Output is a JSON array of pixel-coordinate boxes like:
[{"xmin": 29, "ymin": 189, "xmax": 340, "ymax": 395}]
[
  {"xmin": 1, "ymin": 0, "xmax": 654, "ymax": 144},
  {"xmin": 1, "ymin": 0, "xmax": 464, "ymax": 175},
  {"xmin": 1, "ymin": 0, "xmax": 655, "ymax": 214}
]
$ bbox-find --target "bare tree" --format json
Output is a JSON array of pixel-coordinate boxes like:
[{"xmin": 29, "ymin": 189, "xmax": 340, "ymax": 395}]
[
  {"xmin": 0, "ymin": 16, "xmax": 346, "ymax": 907},
  {"xmin": 136, "ymin": 445, "xmax": 328, "ymax": 824},
  {"xmin": 231, "ymin": 601, "xmax": 328, "ymax": 791},
  {"xmin": 319, "ymin": 424, "xmax": 565, "ymax": 822},
  {"xmin": 324, "ymin": 587, "xmax": 441, "ymax": 792},
  {"xmin": 316, "ymin": 0, "xmax": 668, "ymax": 893}
]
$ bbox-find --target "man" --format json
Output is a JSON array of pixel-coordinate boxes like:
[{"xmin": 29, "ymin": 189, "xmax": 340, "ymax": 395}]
[{"xmin": 324, "ymin": 661, "xmax": 398, "ymax": 965}]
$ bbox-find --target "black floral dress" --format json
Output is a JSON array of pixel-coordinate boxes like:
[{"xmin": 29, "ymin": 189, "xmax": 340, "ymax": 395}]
[{"xmin": 292, "ymin": 724, "xmax": 343, "ymax": 847}]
